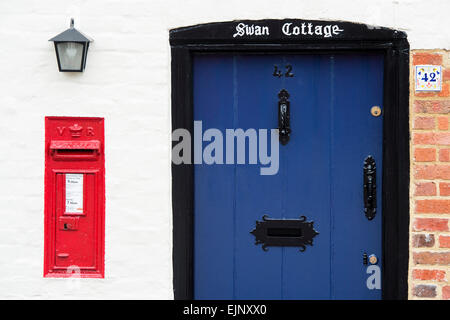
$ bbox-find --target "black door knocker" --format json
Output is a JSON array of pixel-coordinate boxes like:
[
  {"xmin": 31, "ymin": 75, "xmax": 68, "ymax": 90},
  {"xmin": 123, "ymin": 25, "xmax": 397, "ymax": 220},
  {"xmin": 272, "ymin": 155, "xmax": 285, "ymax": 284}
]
[{"xmin": 278, "ymin": 89, "xmax": 291, "ymax": 145}]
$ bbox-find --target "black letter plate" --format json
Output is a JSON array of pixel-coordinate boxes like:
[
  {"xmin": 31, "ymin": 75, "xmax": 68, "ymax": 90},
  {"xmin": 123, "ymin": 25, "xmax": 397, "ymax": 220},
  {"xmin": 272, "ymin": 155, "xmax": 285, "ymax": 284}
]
[{"xmin": 250, "ymin": 215, "xmax": 319, "ymax": 252}]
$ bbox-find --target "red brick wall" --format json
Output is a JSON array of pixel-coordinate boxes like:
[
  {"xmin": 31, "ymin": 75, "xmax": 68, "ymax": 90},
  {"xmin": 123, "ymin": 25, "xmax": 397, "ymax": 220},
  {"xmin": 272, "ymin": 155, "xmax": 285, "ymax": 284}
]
[{"xmin": 410, "ymin": 51, "xmax": 450, "ymax": 299}]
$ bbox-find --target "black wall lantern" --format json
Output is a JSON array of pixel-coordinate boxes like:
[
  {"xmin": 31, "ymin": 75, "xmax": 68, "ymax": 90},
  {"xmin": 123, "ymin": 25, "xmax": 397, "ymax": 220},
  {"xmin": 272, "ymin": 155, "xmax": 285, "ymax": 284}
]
[{"xmin": 49, "ymin": 18, "xmax": 93, "ymax": 72}]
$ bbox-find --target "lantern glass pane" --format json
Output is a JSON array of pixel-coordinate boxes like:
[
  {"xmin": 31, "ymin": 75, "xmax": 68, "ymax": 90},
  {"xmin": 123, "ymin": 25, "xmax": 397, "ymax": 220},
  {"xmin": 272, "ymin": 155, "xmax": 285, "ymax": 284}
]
[{"xmin": 56, "ymin": 42, "xmax": 84, "ymax": 71}]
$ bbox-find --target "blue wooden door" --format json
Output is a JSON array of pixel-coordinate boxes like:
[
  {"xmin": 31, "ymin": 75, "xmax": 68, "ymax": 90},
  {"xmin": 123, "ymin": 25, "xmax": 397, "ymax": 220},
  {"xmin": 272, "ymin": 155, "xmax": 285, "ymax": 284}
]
[{"xmin": 193, "ymin": 53, "xmax": 383, "ymax": 299}]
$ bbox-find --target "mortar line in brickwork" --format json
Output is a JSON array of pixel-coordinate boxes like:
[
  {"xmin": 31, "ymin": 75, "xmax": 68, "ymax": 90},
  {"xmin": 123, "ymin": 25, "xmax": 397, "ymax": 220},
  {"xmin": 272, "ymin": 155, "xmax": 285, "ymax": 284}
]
[
  {"xmin": 417, "ymin": 158, "xmax": 450, "ymax": 161},
  {"xmin": 412, "ymin": 151, "xmax": 450, "ymax": 154},
  {"xmin": 412, "ymin": 280, "xmax": 447, "ymax": 285},
  {"xmin": 413, "ymin": 251, "xmax": 450, "ymax": 254},
  {"xmin": 415, "ymin": 210, "xmax": 450, "ymax": 215},
  {"xmin": 412, "ymin": 266, "xmax": 449, "ymax": 270},
  {"xmin": 412, "ymin": 219, "xmax": 450, "ymax": 221},
  {"xmin": 413, "ymin": 144, "xmax": 450, "ymax": 146},
  {"xmin": 412, "ymin": 177, "xmax": 450, "ymax": 180},
  {"xmin": 412, "ymin": 262, "xmax": 450, "ymax": 266},
  {"xmin": 412, "ymin": 118, "xmax": 450, "ymax": 121},
  {"xmin": 412, "ymin": 211, "xmax": 450, "ymax": 215},
  {"xmin": 412, "ymin": 145, "xmax": 450, "ymax": 148},
  {"xmin": 413, "ymin": 200, "xmax": 450, "ymax": 205},
  {"xmin": 414, "ymin": 213, "xmax": 450, "ymax": 219},
  {"xmin": 412, "ymin": 128, "xmax": 450, "ymax": 131},
  {"xmin": 411, "ymin": 100, "xmax": 450, "ymax": 103},
  {"xmin": 412, "ymin": 133, "xmax": 450, "ymax": 135},
  {"xmin": 412, "ymin": 92, "xmax": 450, "ymax": 96},
  {"xmin": 413, "ymin": 92, "xmax": 450, "ymax": 96},
  {"xmin": 412, "ymin": 258, "xmax": 450, "ymax": 264},
  {"xmin": 414, "ymin": 179, "xmax": 450, "ymax": 181},
  {"xmin": 413, "ymin": 231, "xmax": 450, "ymax": 234},
  {"xmin": 412, "ymin": 95, "xmax": 450, "ymax": 97}
]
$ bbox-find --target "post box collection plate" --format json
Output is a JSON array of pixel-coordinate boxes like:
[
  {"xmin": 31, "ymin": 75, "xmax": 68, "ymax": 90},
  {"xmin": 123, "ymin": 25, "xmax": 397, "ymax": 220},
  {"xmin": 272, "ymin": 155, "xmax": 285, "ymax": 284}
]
[{"xmin": 65, "ymin": 174, "xmax": 84, "ymax": 214}]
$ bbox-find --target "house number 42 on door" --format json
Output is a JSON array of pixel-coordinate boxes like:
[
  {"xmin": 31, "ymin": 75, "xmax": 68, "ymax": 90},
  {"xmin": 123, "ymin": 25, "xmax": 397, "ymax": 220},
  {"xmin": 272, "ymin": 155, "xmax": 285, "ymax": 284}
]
[{"xmin": 273, "ymin": 64, "xmax": 294, "ymax": 77}]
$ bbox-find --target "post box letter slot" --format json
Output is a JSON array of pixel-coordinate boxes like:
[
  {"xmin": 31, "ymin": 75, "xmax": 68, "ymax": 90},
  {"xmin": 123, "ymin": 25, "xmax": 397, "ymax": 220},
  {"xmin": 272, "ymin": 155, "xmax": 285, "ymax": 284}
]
[{"xmin": 50, "ymin": 140, "xmax": 101, "ymax": 161}]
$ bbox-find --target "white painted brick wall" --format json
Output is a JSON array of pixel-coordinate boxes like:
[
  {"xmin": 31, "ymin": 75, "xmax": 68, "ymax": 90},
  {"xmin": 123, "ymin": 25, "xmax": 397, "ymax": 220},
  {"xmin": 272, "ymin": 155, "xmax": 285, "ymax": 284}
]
[{"xmin": 0, "ymin": 0, "xmax": 448, "ymax": 299}]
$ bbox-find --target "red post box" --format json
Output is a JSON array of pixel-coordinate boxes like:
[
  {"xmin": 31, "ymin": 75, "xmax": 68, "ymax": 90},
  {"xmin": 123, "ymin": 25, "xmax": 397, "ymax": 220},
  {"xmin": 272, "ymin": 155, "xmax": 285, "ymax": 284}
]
[{"xmin": 44, "ymin": 117, "xmax": 105, "ymax": 278}]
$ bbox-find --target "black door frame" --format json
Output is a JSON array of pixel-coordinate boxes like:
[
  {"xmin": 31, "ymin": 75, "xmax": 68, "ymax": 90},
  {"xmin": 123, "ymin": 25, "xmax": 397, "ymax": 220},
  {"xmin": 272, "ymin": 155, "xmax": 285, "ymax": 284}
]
[{"xmin": 170, "ymin": 19, "xmax": 410, "ymax": 300}]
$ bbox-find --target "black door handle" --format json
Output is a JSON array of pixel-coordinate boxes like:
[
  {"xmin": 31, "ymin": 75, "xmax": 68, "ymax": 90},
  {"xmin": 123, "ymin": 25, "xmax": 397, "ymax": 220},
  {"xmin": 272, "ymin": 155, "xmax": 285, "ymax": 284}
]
[
  {"xmin": 278, "ymin": 89, "xmax": 291, "ymax": 145},
  {"xmin": 363, "ymin": 156, "xmax": 377, "ymax": 220}
]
